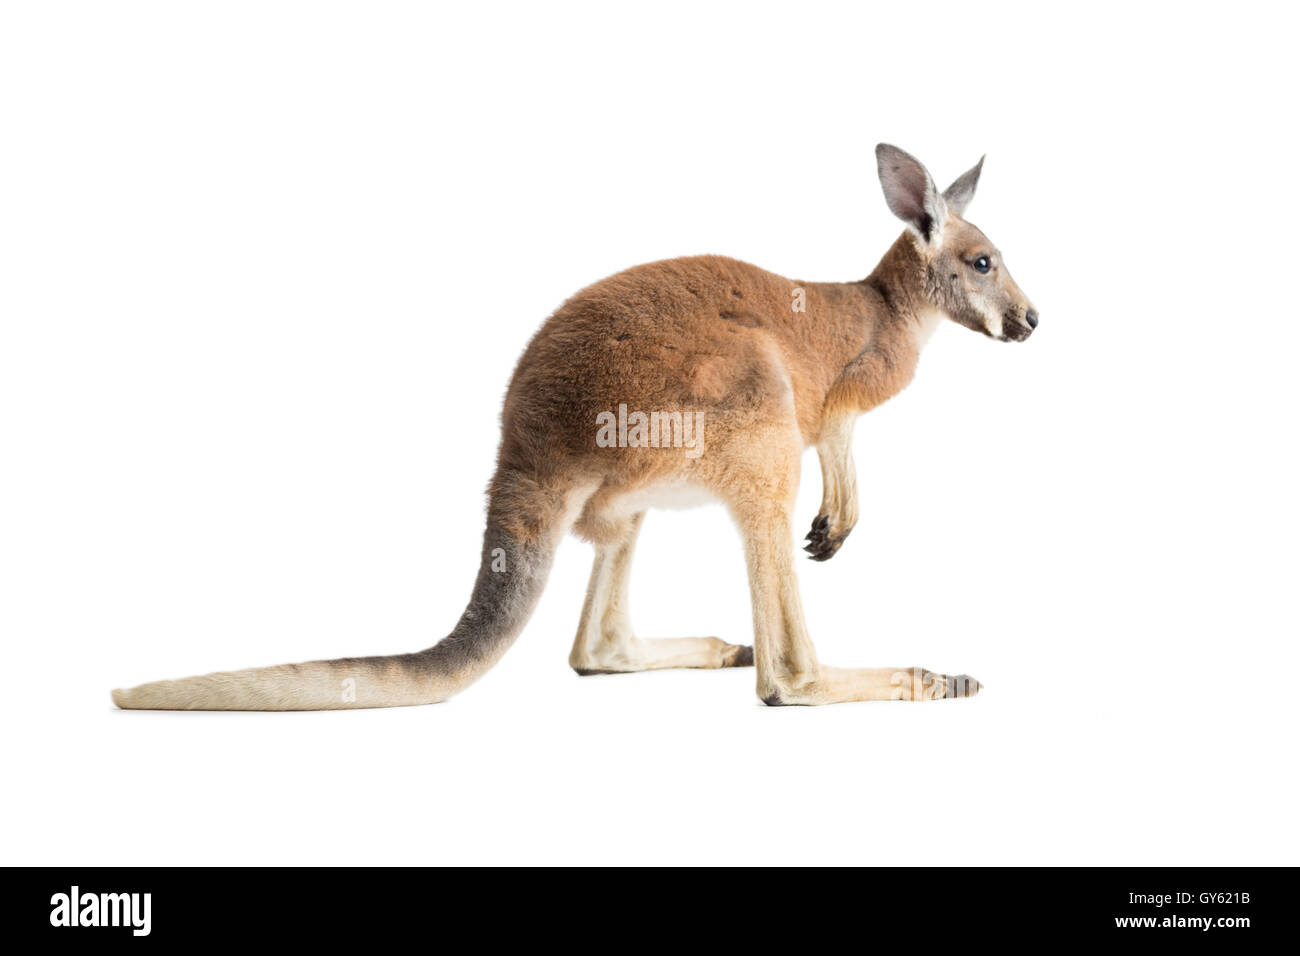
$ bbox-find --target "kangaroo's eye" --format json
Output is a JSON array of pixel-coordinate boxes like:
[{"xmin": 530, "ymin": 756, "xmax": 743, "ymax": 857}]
[{"xmin": 972, "ymin": 256, "xmax": 991, "ymax": 274}]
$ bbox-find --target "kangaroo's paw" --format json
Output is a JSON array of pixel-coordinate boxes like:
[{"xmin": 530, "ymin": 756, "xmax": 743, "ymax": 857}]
[
  {"xmin": 573, "ymin": 637, "xmax": 753, "ymax": 675},
  {"xmin": 803, "ymin": 513, "xmax": 852, "ymax": 561}
]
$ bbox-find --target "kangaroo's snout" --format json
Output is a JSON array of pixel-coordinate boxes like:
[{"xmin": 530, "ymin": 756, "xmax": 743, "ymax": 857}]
[{"xmin": 1000, "ymin": 305, "xmax": 1037, "ymax": 342}]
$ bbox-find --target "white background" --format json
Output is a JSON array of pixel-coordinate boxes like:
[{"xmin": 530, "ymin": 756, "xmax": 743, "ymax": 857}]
[{"xmin": 3, "ymin": 2, "xmax": 1297, "ymax": 866}]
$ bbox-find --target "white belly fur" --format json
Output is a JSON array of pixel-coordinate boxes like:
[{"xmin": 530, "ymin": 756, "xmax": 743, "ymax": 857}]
[{"xmin": 612, "ymin": 482, "xmax": 719, "ymax": 515}]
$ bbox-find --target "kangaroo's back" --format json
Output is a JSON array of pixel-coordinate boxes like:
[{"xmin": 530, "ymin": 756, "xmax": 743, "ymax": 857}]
[{"xmin": 502, "ymin": 254, "xmax": 880, "ymax": 463}]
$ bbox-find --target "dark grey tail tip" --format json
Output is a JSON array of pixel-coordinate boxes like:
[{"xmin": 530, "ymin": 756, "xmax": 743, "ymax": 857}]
[{"xmin": 730, "ymin": 645, "xmax": 755, "ymax": 668}]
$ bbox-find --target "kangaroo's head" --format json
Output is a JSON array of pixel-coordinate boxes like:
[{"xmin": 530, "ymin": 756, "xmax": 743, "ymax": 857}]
[{"xmin": 875, "ymin": 143, "xmax": 1038, "ymax": 342}]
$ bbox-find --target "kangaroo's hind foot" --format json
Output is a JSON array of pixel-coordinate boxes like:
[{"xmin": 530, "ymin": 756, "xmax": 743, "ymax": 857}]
[
  {"xmin": 761, "ymin": 666, "xmax": 981, "ymax": 706},
  {"xmin": 574, "ymin": 637, "xmax": 754, "ymax": 676}
]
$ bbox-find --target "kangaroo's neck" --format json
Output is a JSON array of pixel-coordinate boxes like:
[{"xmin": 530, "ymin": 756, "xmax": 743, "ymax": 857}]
[
  {"xmin": 862, "ymin": 232, "xmax": 942, "ymax": 342},
  {"xmin": 819, "ymin": 234, "xmax": 944, "ymax": 422}
]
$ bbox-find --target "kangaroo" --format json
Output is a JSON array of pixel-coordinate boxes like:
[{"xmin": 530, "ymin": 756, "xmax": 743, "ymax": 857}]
[{"xmin": 112, "ymin": 144, "xmax": 1038, "ymax": 710}]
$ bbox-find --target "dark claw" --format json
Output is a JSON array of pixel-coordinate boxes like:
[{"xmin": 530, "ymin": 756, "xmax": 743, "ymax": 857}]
[{"xmin": 804, "ymin": 513, "xmax": 851, "ymax": 561}]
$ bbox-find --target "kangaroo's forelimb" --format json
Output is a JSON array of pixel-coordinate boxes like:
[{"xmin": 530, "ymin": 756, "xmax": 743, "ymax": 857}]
[{"xmin": 805, "ymin": 414, "xmax": 859, "ymax": 561}]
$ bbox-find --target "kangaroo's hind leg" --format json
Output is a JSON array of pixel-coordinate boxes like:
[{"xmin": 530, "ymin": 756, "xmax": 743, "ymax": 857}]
[
  {"xmin": 733, "ymin": 494, "xmax": 980, "ymax": 704},
  {"xmin": 568, "ymin": 511, "xmax": 753, "ymax": 675},
  {"xmin": 720, "ymin": 422, "xmax": 980, "ymax": 706}
]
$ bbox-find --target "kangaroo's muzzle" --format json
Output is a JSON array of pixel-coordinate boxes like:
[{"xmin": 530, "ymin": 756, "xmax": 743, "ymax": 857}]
[{"xmin": 1001, "ymin": 308, "xmax": 1037, "ymax": 342}]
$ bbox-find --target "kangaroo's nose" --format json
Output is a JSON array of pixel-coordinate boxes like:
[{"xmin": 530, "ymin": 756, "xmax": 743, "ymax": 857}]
[{"xmin": 1025, "ymin": 309, "xmax": 1039, "ymax": 329}]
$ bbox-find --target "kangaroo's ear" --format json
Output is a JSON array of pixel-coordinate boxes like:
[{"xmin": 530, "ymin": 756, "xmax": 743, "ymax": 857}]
[
  {"xmin": 942, "ymin": 156, "xmax": 985, "ymax": 218},
  {"xmin": 875, "ymin": 143, "xmax": 948, "ymax": 245}
]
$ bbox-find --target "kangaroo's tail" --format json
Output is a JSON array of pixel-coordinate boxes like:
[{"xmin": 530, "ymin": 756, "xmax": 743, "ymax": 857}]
[{"xmin": 111, "ymin": 469, "xmax": 576, "ymax": 711}]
